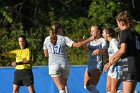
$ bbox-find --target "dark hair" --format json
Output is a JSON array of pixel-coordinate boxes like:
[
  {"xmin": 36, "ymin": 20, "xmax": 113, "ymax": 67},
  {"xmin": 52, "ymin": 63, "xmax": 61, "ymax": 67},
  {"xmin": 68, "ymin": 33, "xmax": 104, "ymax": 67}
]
[
  {"xmin": 18, "ymin": 35, "xmax": 29, "ymax": 48},
  {"xmin": 49, "ymin": 23, "xmax": 62, "ymax": 45},
  {"xmin": 104, "ymin": 28, "xmax": 115, "ymax": 37}
]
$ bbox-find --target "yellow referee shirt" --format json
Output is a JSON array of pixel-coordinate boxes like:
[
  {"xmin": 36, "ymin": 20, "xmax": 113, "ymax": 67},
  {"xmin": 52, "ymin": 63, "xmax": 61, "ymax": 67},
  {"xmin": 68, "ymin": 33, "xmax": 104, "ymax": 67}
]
[{"xmin": 3, "ymin": 48, "xmax": 32, "ymax": 70}]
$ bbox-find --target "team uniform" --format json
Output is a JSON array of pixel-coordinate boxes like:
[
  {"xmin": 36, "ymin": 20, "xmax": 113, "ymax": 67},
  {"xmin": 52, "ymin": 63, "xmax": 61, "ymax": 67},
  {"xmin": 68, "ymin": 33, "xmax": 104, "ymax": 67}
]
[
  {"xmin": 2, "ymin": 48, "xmax": 33, "ymax": 86},
  {"xmin": 86, "ymin": 38, "xmax": 108, "ymax": 72},
  {"xmin": 107, "ymin": 38, "xmax": 122, "ymax": 79},
  {"xmin": 119, "ymin": 29, "xmax": 139, "ymax": 81},
  {"xmin": 43, "ymin": 35, "xmax": 74, "ymax": 78}
]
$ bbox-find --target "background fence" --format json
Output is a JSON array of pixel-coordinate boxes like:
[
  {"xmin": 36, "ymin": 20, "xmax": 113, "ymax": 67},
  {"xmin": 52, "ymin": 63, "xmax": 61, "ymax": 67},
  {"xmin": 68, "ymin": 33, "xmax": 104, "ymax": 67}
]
[{"xmin": 0, "ymin": 66, "xmax": 140, "ymax": 93}]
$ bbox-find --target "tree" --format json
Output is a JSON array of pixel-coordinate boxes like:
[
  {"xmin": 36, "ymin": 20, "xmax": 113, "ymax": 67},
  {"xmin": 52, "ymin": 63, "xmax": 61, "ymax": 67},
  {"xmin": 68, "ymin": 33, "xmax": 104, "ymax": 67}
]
[{"xmin": 88, "ymin": 0, "xmax": 126, "ymax": 27}]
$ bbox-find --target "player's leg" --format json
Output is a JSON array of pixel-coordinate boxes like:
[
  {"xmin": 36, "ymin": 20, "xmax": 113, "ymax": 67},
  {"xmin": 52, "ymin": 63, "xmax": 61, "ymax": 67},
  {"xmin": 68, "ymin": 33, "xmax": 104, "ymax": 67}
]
[
  {"xmin": 61, "ymin": 64, "xmax": 70, "ymax": 93},
  {"xmin": 27, "ymin": 85, "xmax": 35, "ymax": 93},
  {"xmin": 123, "ymin": 81, "xmax": 137, "ymax": 93},
  {"xmin": 106, "ymin": 75, "xmax": 111, "ymax": 93},
  {"xmin": 13, "ymin": 84, "xmax": 20, "ymax": 93},
  {"xmin": 84, "ymin": 69, "xmax": 91, "ymax": 88},
  {"xmin": 110, "ymin": 78, "xmax": 120, "ymax": 93},
  {"xmin": 52, "ymin": 76, "xmax": 65, "ymax": 93}
]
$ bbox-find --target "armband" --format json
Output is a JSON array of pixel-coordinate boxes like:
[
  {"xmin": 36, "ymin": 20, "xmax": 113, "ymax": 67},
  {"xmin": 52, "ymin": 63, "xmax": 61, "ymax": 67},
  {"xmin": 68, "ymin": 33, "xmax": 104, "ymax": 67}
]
[
  {"xmin": 16, "ymin": 62, "xmax": 29, "ymax": 65},
  {"xmin": 16, "ymin": 62, "xmax": 24, "ymax": 65}
]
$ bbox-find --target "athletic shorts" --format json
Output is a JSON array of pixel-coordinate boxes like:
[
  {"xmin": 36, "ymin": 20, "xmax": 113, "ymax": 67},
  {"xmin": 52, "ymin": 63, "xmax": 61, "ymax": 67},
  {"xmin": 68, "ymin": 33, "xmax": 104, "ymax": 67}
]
[
  {"xmin": 107, "ymin": 62, "xmax": 122, "ymax": 79},
  {"xmin": 87, "ymin": 61, "xmax": 103, "ymax": 72},
  {"xmin": 49, "ymin": 64, "xmax": 70, "ymax": 79},
  {"xmin": 121, "ymin": 56, "xmax": 137, "ymax": 81},
  {"xmin": 13, "ymin": 69, "xmax": 34, "ymax": 86},
  {"xmin": 135, "ymin": 55, "xmax": 140, "ymax": 82}
]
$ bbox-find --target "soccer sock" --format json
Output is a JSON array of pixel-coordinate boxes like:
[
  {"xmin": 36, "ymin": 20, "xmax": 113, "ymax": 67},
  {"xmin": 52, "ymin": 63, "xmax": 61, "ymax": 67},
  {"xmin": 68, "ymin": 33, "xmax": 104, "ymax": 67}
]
[
  {"xmin": 59, "ymin": 90, "xmax": 65, "ymax": 93},
  {"xmin": 117, "ymin": 90, "xmax": 123, "ymax": 93},
  {"xmin": 90, "ymin": 85, "xmax": 100, "ymax": 93},
  {"xmin": 84, "ymin": 85, "xmax": 95, "ymax": 92},
  {"xmin": 84, "ymin": 85, "xmax": 100, "ymax": 93},
  {"xmin": 107, "ymin": 92, "xmax": 111, "ymax": 93},
  {"xmin": 65, "ymin": 86, "xmax": 69, "ymax": 93}
]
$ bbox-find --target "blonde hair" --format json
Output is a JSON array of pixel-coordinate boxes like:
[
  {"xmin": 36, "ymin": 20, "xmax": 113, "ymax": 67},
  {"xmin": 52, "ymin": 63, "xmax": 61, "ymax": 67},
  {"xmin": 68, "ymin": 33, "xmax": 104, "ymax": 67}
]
[
  {"xmin": 116, "ymin": 11, "xmax": 134, "ymax": 30},
  {"xmin": 49, "ymin": 23, "xmax": 62, "ymax": 45}
]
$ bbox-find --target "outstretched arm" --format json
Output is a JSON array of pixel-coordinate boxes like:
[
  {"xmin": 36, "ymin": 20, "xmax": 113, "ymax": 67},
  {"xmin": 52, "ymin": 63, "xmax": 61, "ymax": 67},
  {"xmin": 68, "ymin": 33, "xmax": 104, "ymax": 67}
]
[
  {"xmin": 72, "ymin": 35, "xmax": 95, "ymax": 48},
  {"xmin": 1, "ymin": 50, "xmax": 16, "ymax": 58},
  {"xmin": 1, "ymin": 52, "xmax": 10, "ymax": 58},
  {"xmin": 92, "ymin": 49, "xmax": 107, "ymax": 56}
]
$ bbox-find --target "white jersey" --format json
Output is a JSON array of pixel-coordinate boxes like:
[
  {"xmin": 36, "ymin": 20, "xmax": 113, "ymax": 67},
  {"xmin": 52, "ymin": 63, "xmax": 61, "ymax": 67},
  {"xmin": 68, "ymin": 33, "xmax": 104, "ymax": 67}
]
[
  {"xmin": 43, "ymin": 35, "xmax": 74, "ymax": 65},
  {"xmin": 108, "ymin": 38, "xmax": 119, "ymax": 59},
  {"xmin": 108, "ymin": 38, "xmax": 122, "ymax": 79},
  {"xmin": 87, "ymin": 38, "xmax": 108, "ymax": 70}
]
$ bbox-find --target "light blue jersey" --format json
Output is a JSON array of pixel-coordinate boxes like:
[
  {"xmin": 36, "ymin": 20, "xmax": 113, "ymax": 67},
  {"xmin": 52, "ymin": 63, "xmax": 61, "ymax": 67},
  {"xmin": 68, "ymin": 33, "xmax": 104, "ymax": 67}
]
[
  {"xmin": 108, "ymin": 38, "xmax": 122, "ymax": 79},
  {"xmin": 43, "ymin": 35, "xmax": 74, "ymax": 65},
  {"xmin": 87, "ymin": 38, "xmax": 108, "ymax": 71}
]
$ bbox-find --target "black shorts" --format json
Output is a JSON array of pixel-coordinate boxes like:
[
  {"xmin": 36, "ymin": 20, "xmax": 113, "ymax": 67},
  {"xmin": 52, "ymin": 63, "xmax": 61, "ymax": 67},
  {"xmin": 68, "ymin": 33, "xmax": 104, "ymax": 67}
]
[
  {"xmin": 121, "ymin": 56, "xmax": 138, "ymax": 81},
  {"xmin": 13, "ymin": 69, "xmax": 34, "ymax": 86},
  {"xmin": 135, "ymin": 55, "xmax": 140, "ymax": 82}
]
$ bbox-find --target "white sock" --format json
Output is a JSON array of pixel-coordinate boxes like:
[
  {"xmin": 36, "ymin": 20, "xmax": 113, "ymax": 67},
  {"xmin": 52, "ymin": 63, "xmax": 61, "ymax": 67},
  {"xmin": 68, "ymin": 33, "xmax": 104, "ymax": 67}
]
[
  {"xmin": 84, "ymin": 85, "xmax": 95, "ymax": 92},
  {"xmin": 65, "ymin": 86, "xmax": 69, "ymax": 93},
  {"xmin": 59, "ymin": 90, "xmax": 65, "ymax": 93},
  {"xmin": 117, "ymin": 90, "xmax": 123, "ymax": 93},
  {"xmin": 107, "ymin": 92, "xmax": 111, "ymax": 93}
]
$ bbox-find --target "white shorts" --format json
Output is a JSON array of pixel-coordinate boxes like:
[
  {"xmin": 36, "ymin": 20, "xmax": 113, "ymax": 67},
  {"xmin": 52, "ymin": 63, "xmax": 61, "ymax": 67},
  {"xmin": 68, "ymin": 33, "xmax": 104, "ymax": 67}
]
[
  {"xmin": 107, "ymin": 63, "xmax": 122, "ymax": 79},
  {"xmin": 49, "ymin": 64, "xmax": 70, "ymax": 79}
]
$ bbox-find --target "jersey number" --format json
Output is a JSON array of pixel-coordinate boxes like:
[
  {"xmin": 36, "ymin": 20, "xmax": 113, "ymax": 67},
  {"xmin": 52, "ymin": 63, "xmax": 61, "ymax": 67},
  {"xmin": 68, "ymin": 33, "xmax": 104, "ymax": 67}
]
[{"xmin": 50, "ymin": 45, "xmax": 61, "ymax": 54}]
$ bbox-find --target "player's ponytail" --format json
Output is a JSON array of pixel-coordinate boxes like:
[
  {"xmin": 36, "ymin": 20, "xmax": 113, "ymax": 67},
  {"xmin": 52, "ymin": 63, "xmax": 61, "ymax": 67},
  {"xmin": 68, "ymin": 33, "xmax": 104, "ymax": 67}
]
[{"xmin": 49, "ymin": 23, "xmax": 62, "ymax": 45}]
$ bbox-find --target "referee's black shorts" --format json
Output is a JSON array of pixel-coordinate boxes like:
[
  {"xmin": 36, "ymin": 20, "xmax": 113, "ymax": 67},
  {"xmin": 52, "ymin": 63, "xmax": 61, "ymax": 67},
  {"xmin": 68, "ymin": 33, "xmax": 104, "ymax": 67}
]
[{"xmin": 13, "ymin": 69, "xmax": 34, "ymax": 86}]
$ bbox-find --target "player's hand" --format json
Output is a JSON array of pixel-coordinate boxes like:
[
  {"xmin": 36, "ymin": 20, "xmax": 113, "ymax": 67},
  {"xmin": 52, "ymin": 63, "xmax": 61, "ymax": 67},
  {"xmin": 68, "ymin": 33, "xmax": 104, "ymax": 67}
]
[
  {"xmin": 11, "ymin": 62, "xmax": 16, "ymax": 67},
  {"xmin": 22, "ymin": 58, "xmax": 27, "ymax": 63},
  {"xmin": 92, "ymin": 49, "xmax": 100, "ymax": 56},
  {"xmin": 103, "ymin": 63, "xmax": 110, "ymax": 72}
]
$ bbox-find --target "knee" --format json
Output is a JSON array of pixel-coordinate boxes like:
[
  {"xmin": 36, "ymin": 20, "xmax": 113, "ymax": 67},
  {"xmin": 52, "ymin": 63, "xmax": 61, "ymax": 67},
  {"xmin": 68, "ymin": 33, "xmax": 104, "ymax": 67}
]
[
  {"xmin": 110, "ymin": 88, "xmax": 117, "ymax": 93},
  {"xmin": 58, "ymin": 84, "xmax": 65, "ymax": 90},
  {"xmin": 106, "ymin": 86, "xmax": 111, "ymax": 92},
  {"xmin": 13, "ymin": 88, "xmax": 19, "ymax": 93},
  {"xmin": 61, "ymin": 85, "xmax": 65, "ymax": 90}
]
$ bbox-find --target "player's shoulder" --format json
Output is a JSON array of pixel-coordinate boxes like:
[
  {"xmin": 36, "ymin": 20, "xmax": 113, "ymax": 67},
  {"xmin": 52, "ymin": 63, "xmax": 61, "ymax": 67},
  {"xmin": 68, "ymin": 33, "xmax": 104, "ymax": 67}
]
[
  {"xmin": 111, "ymin": 38, "xmax": 118, "ymax": 44},
  {"xmin": 99, "ymin": 37, "xmax": 106, "ymax": 42},
  {"xmin": 45, "ymin": 36, "xmax": 50, "ymax": 40}
]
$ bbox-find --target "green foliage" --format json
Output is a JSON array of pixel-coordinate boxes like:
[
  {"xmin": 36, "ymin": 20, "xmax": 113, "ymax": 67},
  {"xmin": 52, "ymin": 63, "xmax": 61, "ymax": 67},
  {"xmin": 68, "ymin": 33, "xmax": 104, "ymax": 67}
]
[
  {"xmin": 60, "ymin": 17, "xmax": 92, "ymax": 38},
  {"xmin": 135, "ymin": 23, "xmax": 140, "ymax": 33},
  {"xmin": 66, "ymin": 48, "xmax": 88, "ymax": 65},
  {"xmin": 0, "ymin": 0, "xmax": 134, "ymax": 66},
  {"xmin": 0, "ymin": 7, "xmax": 13, "ymax": 23},
  {"xmin": 88, "ymin": 0, "xmax": 125, "ymax": 26}
]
